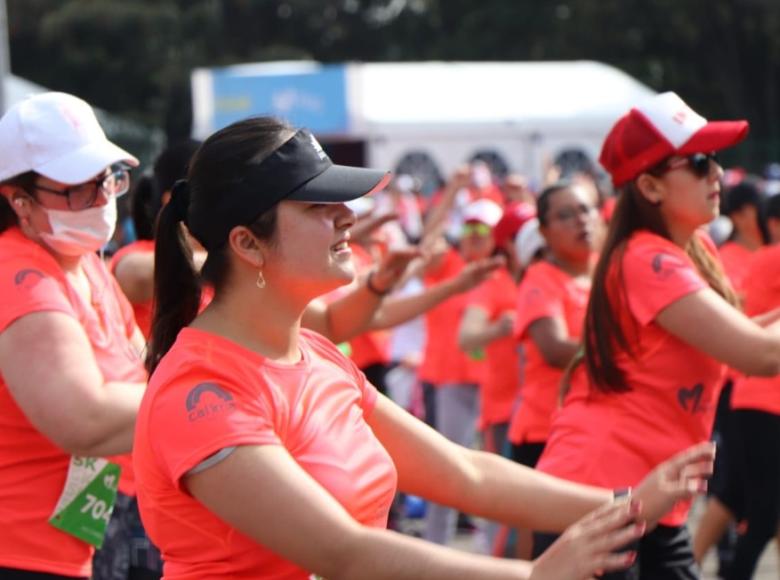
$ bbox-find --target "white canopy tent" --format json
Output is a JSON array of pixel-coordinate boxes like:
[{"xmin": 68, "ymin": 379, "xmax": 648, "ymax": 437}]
[{"xmin": 191, "ymin": 61, "xmax": 655, "ymax": 189}]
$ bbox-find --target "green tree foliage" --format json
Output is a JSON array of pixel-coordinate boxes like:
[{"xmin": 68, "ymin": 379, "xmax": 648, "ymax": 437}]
[{"xmin": 7, "ymin": 0, "xmax": 780, "ymax": 165}]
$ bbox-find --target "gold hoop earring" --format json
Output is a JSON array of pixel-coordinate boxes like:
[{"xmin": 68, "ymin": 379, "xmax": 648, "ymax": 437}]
[{"xmin": 256, "ymin": 271, "xmax": 266, "ymax": 289}]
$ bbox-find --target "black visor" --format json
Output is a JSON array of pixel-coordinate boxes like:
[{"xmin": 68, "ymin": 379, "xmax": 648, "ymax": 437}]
[{"xmin": 188, "ymin": 129, "xmax": 390, "ymax": 251}]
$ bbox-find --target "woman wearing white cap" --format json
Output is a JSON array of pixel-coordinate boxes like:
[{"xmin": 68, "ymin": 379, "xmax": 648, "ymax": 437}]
[
  {"xmin": 133, "ymin": 115, "xmax": 715, "ymax": 579},
  {"xmin": 533, "ymin": 92, "xmax": 780, "ymax": 578},
  {"xmin": 0, "ymin": 92, "xmax": 157, "ymax": 579}
]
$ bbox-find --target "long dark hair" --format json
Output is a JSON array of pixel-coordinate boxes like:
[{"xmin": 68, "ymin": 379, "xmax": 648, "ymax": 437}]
[
  {"xmin": 567, "ymin": 176, "xmax": 739, "ymax": 394},
  {"xmin": 146, "ymin": 118, "xmax": 291, "ymax": 373}
]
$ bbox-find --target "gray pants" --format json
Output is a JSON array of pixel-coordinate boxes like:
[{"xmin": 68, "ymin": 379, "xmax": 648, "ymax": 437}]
[{"xmin": 423, "ymin": 383, "xmax": 479, "ymax": 545}]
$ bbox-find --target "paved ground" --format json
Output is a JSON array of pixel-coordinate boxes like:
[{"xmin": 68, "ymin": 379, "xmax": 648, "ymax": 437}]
[{"xmin": 430, "ymin": 498, "xmax": 779, "ymax": 578}]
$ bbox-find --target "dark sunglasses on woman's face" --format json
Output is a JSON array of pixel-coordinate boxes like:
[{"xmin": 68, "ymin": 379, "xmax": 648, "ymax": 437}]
[{"xmin": 661, "ymin": 152, "xmax": 718, "ymax": 179}]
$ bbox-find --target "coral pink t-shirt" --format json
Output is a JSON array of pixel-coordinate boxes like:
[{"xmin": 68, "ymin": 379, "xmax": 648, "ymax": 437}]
[
  {"xmin": 508, "ymin": 261, "xmax": 590, "ymax": 444},
  {"xmin": 109, "ymin": 239, "xmax": 155, "ymax": 338},
  {"xmin": 134, "ymin": 327, "xmax": 397, "ymax": 579},
  {"xmin": 731, "ymin": 243, "xmax": 780, "ymax": 415},
  {"xmin": 465, "ymin": 267, "xmax": 519, "ymax": 426},
  {"xmin": 537, "ymin": 231, "xmax": 725, "ymax": 527},
  {"xmin": 419, "ymin": 249, "xmax": 485, "ymax": 385},
  {"xmin": 0, "ymin": 228, "xmax": 145, "ymax": 577},
  {"xmin": 718, "ymin": 240, "xmax": 755, "ymax": 297}
]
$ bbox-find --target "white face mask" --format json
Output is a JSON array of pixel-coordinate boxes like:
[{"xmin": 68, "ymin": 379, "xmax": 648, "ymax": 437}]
[{"xmin": 38, "ymin": 199, "xmax": 117, "ymax": 256}]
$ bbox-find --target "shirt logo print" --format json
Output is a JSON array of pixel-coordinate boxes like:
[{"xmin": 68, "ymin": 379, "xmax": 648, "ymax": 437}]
[
  {"xmin": 677, "ymin": 383, "xmax": 705, "ymax": 413},
  {"xmin": 185, "ymin": 382, "xmax": 236, "ymax": 422},
  {"xmin": 14, "ymin": 268, "xmax": 46, "ymax": 290},
  {"xmin": 651, "ymin": 253, "xmax": 684, "ymax": 281}
]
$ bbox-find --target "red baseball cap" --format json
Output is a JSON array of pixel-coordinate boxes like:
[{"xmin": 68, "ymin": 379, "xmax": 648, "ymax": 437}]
[
  {"xmin": 599, "ymin": 92, "xmax": 749, "ymax": 187},
  {"xmin": 493, "ymin": 201, "xmax": 536, "ymax": 248}
]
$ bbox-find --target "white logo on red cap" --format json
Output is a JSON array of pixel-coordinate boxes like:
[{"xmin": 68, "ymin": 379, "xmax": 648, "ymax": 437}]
[
  {"xmin": 636, "ymin": 92, "xmax": 707, "ymax": 148},
  {"xmin": 672, "ymin": 110, "xmax": 688, "ymax": 125}
]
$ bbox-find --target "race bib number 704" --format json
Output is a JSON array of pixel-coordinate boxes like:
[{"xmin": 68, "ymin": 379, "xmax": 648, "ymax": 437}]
[{"xmin": 49, "ymin": 456, "xmax": 121, "ymax": 548}]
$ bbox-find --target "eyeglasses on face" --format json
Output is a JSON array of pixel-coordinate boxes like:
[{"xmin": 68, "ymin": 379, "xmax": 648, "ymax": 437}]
[
  {"xmin": 461, "ymin": 222, "xmax": 493, "ymax": 238},
  {"xmin": 31, "ymin": 163, "xmax": 131, "ymax": 210},
  {"xmin": 548, "ymin": 203, "xmax": 596, "ymax": 223},
  {"xmin": 657, "ymin": 153, "xmax": 718, "ymax": 180}
]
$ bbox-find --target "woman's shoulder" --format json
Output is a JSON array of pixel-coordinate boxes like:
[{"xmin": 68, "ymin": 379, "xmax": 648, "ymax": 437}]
[
  {"xmin": 620, "ymin": 231, "xmax": 693, "ymax": 272},
  {"xmin": 625, "ymin": 230, "xmax": 679, "ymax": 254},
  {"xmin": 300, "ymin": 327, "xmax": 349, "ymax": 360},
  {"xmin": 109, "ymin": 239, "xmax": 155, "ymax": 269},
  {"xmin": 521, "ymin": 259, "xmax": 569, "ymax": 288},
  {"xmin": 0, "ymin": 227, "xmax": 60, "ymax": 270}
]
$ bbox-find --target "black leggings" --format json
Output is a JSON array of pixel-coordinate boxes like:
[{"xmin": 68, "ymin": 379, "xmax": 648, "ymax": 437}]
[
  {"xmin": 534, "ymin": 524, "xmax": 698, "ymax": 579},
  {"xmin": 724, "ymin": 408, "xmax": 780, "ymax": 579},
  {"xmin": 0, "ymin": 569, "xmax": 87, "ymax": 580}
]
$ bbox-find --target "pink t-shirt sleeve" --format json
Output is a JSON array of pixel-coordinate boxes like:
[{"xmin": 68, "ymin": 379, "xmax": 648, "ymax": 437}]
[
  {"xmin": 515, "ymin": 266, "xmax": 564, "ymax": 339},
  {"xmin": 622, "ymin": 236, "xmax": 707, "ymax": 326},
  {"xmin": 148, "ymin": 377, "xmax": 282, "ymax": 488},
  {"xmin": 0, "ymin": 259, "xmax": 73, "ymax": 332}
]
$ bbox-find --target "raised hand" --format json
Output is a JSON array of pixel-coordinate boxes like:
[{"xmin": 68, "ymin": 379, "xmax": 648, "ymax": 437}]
[
  {"xmin": 530, "ymin": 498, "xmax": 644, "ymax": 580},
  {"xmin": 633, "ymin": 441, "xmax": 716, "ymax": 526},
  {"xmin": 369, "ymin": 247, "xmax": 423, "ymax": 294},
  {"xmin": 452, "ymin": 255, "xmax": 506, "ymax": 292}
]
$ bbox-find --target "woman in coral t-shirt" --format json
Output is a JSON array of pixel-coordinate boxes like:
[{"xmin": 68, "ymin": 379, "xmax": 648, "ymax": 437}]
[
  {"xmin": 507, "ymin": 181, "xmax": 596, "ymax": 469},
  {"xmin": 0, "ymin": 93, "xmax": 148, "ymax": 579},
  {"xmin": 458, "ymin": 201, "xmax": 536, "ymax": 457},
  {"xmin": 722, "ymin": 194, "xmax": 780, "ymax": 578},
  {"xmin": 692, "ymin": 177, "xmax": 769, "ymax": 571},
  {"xmin": 717, "ymin": 178, "xmax": 767, "ymax": 299},
  {"xmin": 535, "ymin": 92, "xmax": 780, "ymax": 578},
  {"xmin": 134, "ymin": 116, "xmax": 717, "ymax": 580}
]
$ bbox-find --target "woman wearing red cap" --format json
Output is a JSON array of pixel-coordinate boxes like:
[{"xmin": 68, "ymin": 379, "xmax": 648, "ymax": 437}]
[
  {"xmin": 134, "ymin": 115, "xmax": 716, "ymax": 579},
  {"xmin": 534, "ymin": 92, "xmax": 780, "ymax": 577}
]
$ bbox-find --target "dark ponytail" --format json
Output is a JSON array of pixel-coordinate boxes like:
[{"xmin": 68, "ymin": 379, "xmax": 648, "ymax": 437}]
[
  {"xmin": 146, "ymin": 181, "xmax": 201, "ymax": 373},
  {"xmin": 129, "ymin": 173, "xmax": 157, "ymax": 241}
]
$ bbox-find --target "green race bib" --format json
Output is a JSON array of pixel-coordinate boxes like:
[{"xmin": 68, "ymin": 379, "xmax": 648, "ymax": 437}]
[{"xmin": 48, "ymin": 456, "xmax": 121, "ymax": 548}]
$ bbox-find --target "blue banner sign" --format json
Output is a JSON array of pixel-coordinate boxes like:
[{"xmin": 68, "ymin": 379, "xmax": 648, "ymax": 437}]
[{"xmin": 210, "ymin": 64, "xmax": 348, "ymax": 134}]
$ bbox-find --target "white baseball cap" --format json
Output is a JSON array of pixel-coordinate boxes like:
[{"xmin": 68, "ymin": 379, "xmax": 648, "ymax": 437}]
[
  {"xmin": 515, "ymin": 218, "xmax": 546, "ymax": 268},
  {"xmin": 462, "ymin": 198, "xmax": 503, "ymax": 227},
  {"xmin": 0, "ymin": 92, "xmax": 138, "ymax": 184}
]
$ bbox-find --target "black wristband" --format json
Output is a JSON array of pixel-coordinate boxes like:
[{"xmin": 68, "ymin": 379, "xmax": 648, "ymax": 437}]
[
  {"xmin": 613, "ymin": 487, "xmax": 632, "ymax": 501},
  {"xmin": 366, "ymin": 270, "xmax": 392, "ymax": 296}
]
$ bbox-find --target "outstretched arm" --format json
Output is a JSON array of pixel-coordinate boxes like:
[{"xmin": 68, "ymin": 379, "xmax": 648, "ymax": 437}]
[
  {"xmin": 656, "ymin": 287, "xmax": 780, "ymax": 376},
  {"xmin": 367, "ymin": 395, "xmax": 715, "ymax": 531},
  {"xmin": 370, "ymin": 256, "xmax": 504, "ymax": 331}
]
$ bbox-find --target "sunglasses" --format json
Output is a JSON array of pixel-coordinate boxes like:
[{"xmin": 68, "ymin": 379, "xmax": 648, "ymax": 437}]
[
  {"xmin": 658, "ymin": 153, "xmax": 718, "ymax": 179},
  {"xmin": 461, "ymin": 222, "xmax": 493, "ymax": 237}
]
